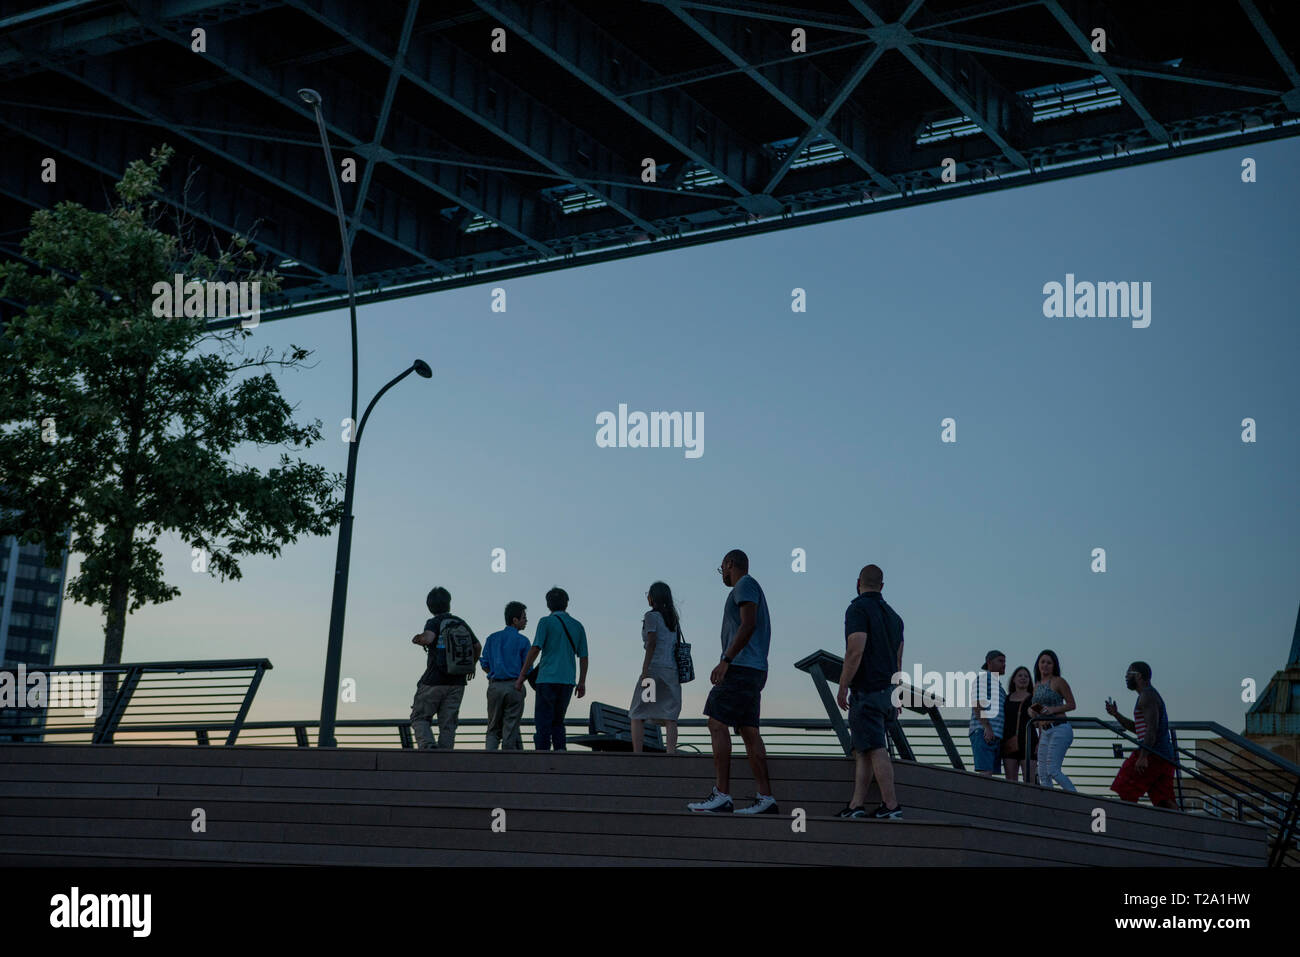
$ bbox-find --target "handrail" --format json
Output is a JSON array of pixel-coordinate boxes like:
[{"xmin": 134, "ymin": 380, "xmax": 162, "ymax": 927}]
[
  {"xmin": 0, "ymin": 659, "xmax": 272, "ymax": 746},
  {"xmin": 1172, "ymin": 720, "xmax": 1300, "ymax": 778},
  {"xmin": 1066, "ymin": 715, "xmax": 1297, "ymax": 866},
  {"xmin": 1, "ymin": 658, "xmax": 275, "ymax": 673}
]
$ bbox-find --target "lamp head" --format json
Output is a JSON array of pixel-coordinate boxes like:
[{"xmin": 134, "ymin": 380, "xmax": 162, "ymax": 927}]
[
  {"xmin": 412, "ymin": 359, "xmax": 432, "ymax": 379},
  {"xmin": 297, "ymin": 88, "xmax": 322, "ymax": 106}
]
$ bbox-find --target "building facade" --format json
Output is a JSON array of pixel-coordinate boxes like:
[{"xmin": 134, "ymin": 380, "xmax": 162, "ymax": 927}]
[{"xmin": 0, "ymin": 536, "xmax": 70, "ymax": 741}]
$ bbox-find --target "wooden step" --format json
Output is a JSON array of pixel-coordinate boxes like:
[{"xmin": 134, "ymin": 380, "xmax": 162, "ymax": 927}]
[{"xmin": 0, "ymin": 744, "xmax": 1266, "ymax": 866}]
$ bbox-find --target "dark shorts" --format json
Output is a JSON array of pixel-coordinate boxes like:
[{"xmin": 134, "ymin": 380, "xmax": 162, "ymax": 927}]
[
  {"xmin": 703, "ymin": 664, "xmax": 767, "ymax": 730},
  {"xmin": 848, "ymin": 688, "xmax": 895, "ymax": 752},
  {"xmin": 1111, "ymin": 750, "xmax": 1176, "ymax": 804}
]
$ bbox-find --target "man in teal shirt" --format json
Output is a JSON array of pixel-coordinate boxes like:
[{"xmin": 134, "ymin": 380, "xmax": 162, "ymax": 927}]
[{"xmin": 515, "ymin": 586, "xmax": 589, "ymax": 750}]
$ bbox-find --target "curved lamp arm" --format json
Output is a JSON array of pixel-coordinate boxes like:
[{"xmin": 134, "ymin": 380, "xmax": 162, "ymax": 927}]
[{"xmin": 355, "ymin": 359, "xmax": 432, "ymax": 446}]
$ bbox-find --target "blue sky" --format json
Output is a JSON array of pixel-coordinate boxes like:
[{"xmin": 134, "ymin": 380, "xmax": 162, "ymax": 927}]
[{"xmin": 53, "ymin": 135, "xmax": 1300, "ymax": 737}]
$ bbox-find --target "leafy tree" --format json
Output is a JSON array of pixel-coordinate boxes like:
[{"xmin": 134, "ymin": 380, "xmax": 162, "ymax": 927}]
[{"xmin": 0, "ymin": 146, "xmax": 343, "ymax": 670}]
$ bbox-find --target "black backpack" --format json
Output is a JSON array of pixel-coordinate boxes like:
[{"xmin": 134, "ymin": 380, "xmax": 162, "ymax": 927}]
[{"xmin": 439, "ymin": 616, "xmax": 477, "ymax": 676}]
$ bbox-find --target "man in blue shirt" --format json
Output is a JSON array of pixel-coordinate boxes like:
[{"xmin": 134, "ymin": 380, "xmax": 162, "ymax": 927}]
[
  {"xmin": 515, "ymin": 587, "xmax": 588, "ymax": 750},
  {"xmin": 480, "ymin": 601, "xmax": 532, "ymax": 750},
  {"xmin": 688, "ymin": 549, "xmax": 778, "ymax": 815}
]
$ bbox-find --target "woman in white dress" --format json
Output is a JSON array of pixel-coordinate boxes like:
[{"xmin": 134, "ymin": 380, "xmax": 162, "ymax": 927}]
[{"xmin": 629, "ymin": 581, "xmax": 683, "ymax": 753}]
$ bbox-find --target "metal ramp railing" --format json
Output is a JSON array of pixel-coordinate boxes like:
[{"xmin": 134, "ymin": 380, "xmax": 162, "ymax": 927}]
[{"xmin": 0, "ymin": 659, "xmax": 272, "ymax": 745}]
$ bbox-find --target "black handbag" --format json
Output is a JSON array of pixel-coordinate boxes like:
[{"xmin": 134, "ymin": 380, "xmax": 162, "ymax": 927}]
[{"xmin": 674, "ymin": 625, "xmax": 695, "ymax": 684}]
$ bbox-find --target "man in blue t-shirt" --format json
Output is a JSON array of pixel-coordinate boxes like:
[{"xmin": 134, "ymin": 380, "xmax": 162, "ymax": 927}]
[
  {"xmin": 515, "ymin": 586, "xmax": 588, "ymax": 750},
  {"xmin": 688, "ymin": 549, "xmax": 778, "ymax": 815}
]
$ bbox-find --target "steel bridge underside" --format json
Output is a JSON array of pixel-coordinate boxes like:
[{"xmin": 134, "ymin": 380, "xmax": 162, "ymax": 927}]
[{"xmin": 1, "ymin": 0, "xmax": 1297, "ymax": 323}]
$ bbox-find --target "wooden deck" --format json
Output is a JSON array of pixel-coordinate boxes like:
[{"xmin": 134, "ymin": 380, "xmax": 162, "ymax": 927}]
[{"xmin": 0, "ymin": 744, "xmax": 1268, "ymax": 866}]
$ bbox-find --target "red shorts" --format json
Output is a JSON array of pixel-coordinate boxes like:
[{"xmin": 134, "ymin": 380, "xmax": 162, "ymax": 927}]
[{"xmin": 1110, "ymin": 750, "xmax": 1175, "ymax": 804}]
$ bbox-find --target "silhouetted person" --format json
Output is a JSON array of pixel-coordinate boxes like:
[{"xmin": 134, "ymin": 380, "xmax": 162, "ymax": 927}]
[
  {"xmin": 629, "ymin": 581, "xmax": 682, "ymax": 754},
  {"xmin": 481, "ymin": 602, "xmax": 530, "ymax": 750},
  {"xmin": 688, "ymin": 550, "xmax": 777, "ymax": 814},
  {"xmin": 836, "ymin": 563, "xmax": 904, "ymax": 819},
  {"xmin": 1002, "ymin": 666, "xmax": 1035, "ymax": 783},
  {"xmin": 970, "ymin": 650, "xmax": 1007, "ymax": 777},
  {"xmin": 516, "ymin": 587, "xmax": 588, "ymax": 750},
  {"xmin": 1029, "ymin": 649, "xmax": 1077, "ymax": 791},
  {"xmin": 410, "ymin": 587, "xmax": 481, "ymax": 750},
  {"xmin": 1107, "ymin": 661, "xmax": 1178, "ymax": 809}
]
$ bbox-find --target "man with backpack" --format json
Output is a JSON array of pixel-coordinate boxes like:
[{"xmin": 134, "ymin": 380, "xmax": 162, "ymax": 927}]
[
  {"xmin": 514, "ymin": 587, "xmax": 588, "ymax": 751},
  {"xmin": 410, "ymin": 586, "xmax": 481, "ymax": 750}
]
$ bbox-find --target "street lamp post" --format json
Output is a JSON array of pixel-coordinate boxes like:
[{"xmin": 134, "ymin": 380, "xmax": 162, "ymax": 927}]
[
  {"xmin": 317, "ymin": 360, "xmax": 431, "ymax": 748},
  {"xmin": 299, "ymin": 87, "xmax": 431, "ymax": 747}
]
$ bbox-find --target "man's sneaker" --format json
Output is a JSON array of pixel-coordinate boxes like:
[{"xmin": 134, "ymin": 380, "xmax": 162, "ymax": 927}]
[
  {"xmin": 734, "ymin": 794, "xmax": 780, "ymax": 815},
  {"xmin": 836, "ymin": 805, "xmax": 868, "ymax": 819},
  {"xmin": 870, "ymin": 803, "xmax": 903, "ymax": 819},
  {"xmin": 687, "ymin": 788, "xmax": 734, "ymax": 813}
]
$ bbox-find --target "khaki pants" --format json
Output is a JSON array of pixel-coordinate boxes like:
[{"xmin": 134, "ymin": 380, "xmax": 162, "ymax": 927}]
[
  {"xmin": 485, "ymin": 680, "xmax": 525, "ymax": 750},
  {"xmin": 410, "ymin": 683, "xmax": 464, "ymax": 749}
]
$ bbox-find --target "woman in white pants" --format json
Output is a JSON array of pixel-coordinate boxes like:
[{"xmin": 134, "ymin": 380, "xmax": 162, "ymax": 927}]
[{"xmin": 1029, "ymin": 649, "xmax": 1077, "ymax": 791}]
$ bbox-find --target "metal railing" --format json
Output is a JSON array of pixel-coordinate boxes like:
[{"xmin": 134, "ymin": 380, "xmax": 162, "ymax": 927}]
[
  {"xmin": 0, "ymin": 659, "xmax": 271, "ymax": 745},
  {"xmin": 894, "ymin": 715, "xmax": 1296, "ymax": 855}
]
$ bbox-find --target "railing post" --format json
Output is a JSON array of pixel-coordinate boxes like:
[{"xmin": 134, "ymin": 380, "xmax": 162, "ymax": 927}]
[
  {"xmin": 928, "ymin": 706, "xmax": 963, "ymax": 770},
  {"xmin": 1026, "ymin": 724, "xmax": 1038, "ymax": 783},
  {"xmin": 225, "ymin": 663, "xmax": 267, "ymax": 746},
  {"xmin": 93, "ymin": 666, "xmax": 141, "ymax": 744},
  {"xmin": 1170, "ymin": 728, "xmax": 1185, "ymax": 812},
  {"xmin": 196, "ymin": 729, "xmax": 210, "ymax": 746},
  {"xmin": 294, "ymin": 725, "xmax": 309, "ymax": 748},
  {"xmin": 807, "ymin": 663, "xmax": 852, "ymax": 757},
  {"xmin": 1269, "ymin": 780, "xmax": 1300, "ymax": 867},
  {"xmin": 886, "ymin": 715, "xmax": 915, "ymax": 762},
  {"xmin": 398, "ymin": 724, "xmax": 413, "ymax": 749}
]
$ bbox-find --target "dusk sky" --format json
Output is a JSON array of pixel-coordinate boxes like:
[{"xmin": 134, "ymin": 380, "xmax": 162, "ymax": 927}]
[{"xmin": 51, "ymin": 134, "xmax": 1300, "ymax": 739}]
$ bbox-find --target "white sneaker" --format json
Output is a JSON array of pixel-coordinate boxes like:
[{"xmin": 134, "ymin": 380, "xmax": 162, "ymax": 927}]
[
  {"xmin": 734, "ymin": 794, "xmax": 779, "ymax": 815},
  {"xmin": 687, "ymin": 787, "xmax": 734, "ymax": 813}
]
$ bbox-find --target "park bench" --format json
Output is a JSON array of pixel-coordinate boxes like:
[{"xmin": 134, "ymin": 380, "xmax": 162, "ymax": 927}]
[{"xmin": 570, "ymin": 701, "xmax": 666, "ymax": 752}]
